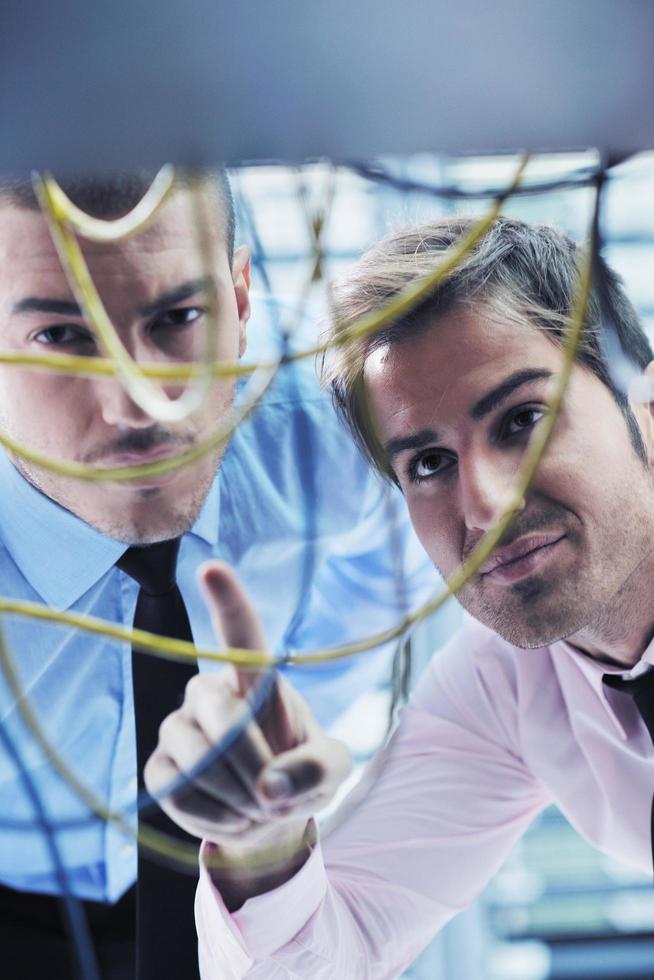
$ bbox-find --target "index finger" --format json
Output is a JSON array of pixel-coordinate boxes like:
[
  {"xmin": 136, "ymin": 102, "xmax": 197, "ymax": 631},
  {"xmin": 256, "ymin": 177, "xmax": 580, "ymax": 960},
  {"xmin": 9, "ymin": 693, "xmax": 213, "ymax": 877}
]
[{"xmin": 199, "ymin": 560, "xmax": 271, "ymax": 696}]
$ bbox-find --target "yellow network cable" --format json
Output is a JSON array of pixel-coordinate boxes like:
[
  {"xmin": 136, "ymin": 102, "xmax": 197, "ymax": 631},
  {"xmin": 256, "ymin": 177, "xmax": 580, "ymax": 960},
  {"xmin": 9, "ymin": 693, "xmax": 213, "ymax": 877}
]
[
  {"xmin": 0, "ymin": 598, "xmax": 269, "ymax": 667},
  {"xmin": 0, "ymin": 176, "xmax": 596, "ymax": 671},
  {"xmin": 0, "ymin": 157, "xmax": 538, "ymax": 671},
  {"xmin": 0, "ymin": 162, "xmax": 598, "ymax": 875},
  {"xmin": 0, "ymin": 352, "xmax": 277, "ymax": 483},
  {"xmin": 35, "ymin": 170, "xmax": 217, "ymax": 423},
  {"xmin": 0, "ymin": 160, "xmax": 527, "ymax": 486},
  {"xmin": 40, "ymin": 164, "xmax": 177, "ymax": 241},
  {"xmin": 0, "ymin": 625, "xmax": 203, "ymax": 870},
  {"xmin": 0, "ymin": 350, "xmax": 244, "ymax": 381},
  {"xmin": 3, "ymin": 159, "xmax": 528, "ymax": 390}
]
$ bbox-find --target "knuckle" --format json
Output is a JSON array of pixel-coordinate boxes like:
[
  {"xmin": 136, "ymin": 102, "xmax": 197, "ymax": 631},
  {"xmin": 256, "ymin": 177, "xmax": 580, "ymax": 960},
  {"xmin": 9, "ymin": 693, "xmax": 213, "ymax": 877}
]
[
  {"xmin": 143, "ymin": 753, "xmax": 171, "ymax": 796},
  {"xmin": 184, "ymin": 670, "xmax": 233, "ymax": 711},
  {"xmin": 142, "ymin": 757, "xmax": 156, "ymax": 789},
  {"xmin": 327, "ymin": 737, "xmax": 353, "ymax": 777},
  {"xmin": 290, "ymin": 758, "xmax": 324, "ymax": 794},
  {"xmin": 183, "ymin": 672, "xmax": 206, "ymax": 702},
  {"xmin": 170, "ymin": 792, "xmax": 247, "ymax": 834},
  {"xmin": 157, "ymin": 711, "xmax": 182, "ymax": 744}
]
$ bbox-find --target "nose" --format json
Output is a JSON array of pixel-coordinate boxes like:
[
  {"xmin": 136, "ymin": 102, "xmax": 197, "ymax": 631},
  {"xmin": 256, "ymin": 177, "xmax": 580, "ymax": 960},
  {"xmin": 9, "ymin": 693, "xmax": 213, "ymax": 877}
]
[
  {"xmin": 458, "ymin": 452, "xmax": 524, "ymax": 533},
  {"xmin": 96, "ymin": 376, "xmax": 156, "ymax": 429}
]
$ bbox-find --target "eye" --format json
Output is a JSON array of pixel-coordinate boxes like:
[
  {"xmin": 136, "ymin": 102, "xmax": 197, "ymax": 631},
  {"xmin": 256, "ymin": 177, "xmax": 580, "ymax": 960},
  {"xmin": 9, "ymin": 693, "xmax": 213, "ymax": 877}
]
[
  {"xmin": 500, "ymin": 405, "xmax": 545, "ymax": 439},
  {"xmin": 151, "ymin": 307, "xmax": 204, "ymax": 331},
  {"xmin": 408, "ymin": 449, "xmax": 456, "ymax": 484},
  {"xmin": 33, "ymin": 324, "xmax": 95, "ymax": 349}
]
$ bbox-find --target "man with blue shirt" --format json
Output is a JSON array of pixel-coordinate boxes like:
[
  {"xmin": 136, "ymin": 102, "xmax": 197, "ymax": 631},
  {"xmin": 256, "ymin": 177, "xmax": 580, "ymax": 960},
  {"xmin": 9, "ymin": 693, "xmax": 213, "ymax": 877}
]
[{"xmin": 0, "ymin": 172, "xmax": 435, "ymax": 978}]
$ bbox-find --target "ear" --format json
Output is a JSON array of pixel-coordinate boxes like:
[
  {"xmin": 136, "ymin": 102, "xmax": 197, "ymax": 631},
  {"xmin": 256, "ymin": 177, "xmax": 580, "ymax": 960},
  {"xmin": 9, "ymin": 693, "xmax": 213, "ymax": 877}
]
[
  {"xmin": 629, "ymin": 360, "xmax": 654, "ymax": 463},
  {"xmin": 231, "ymin": 245, "xmax": 251, "ymax": 359}
]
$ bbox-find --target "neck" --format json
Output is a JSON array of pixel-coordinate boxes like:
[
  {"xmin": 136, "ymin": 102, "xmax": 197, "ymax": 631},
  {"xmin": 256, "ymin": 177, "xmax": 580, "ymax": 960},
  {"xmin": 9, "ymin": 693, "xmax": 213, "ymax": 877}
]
[{"xmin": 568, "ymin": 547, "xmax": 654, "ymax": 668}]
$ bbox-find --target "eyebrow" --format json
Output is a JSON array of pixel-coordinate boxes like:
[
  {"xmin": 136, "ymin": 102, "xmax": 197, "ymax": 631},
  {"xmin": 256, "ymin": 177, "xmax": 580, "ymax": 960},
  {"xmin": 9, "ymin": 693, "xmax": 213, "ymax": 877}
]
[
  {"xmin": 384, "ymin": 368, "xmax": 553, "ymax": 460},
  {"xmin": 385, "ymin": 428, "xmax": 441, "ymax": 461},
  {"xmin": 469, "ymin": 368, "xmax": 553, "ymax": 420},
  {"xmin": 12, "ymin": 297, "xmax": 82, "ymax": 317},
  {"xmin": 11, "ymin": 276, "xmax": 215, "ymax": 321},
  {"xmin": 138, "ymin": 276, "xmax": 214, "ymax": 318}
]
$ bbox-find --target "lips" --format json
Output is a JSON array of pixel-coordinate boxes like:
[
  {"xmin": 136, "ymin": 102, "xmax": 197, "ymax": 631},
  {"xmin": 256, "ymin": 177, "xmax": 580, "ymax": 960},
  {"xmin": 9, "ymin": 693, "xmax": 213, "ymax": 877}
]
[
  {"xmin": 100, "ymin": 447, "xmax": 180, "ymax": 465},
  {"xmin": 94, "ymin": 446, "xmax": 187, "ymax": 489},
  {"xmin": 479, "ymin": 533, "xmax": 566, "ymax": 576}
]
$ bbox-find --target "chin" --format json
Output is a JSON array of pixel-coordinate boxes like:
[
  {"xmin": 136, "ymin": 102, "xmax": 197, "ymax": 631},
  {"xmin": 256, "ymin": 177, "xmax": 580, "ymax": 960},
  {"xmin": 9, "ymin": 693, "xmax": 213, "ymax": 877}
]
[
  {"xmin": 490, "ymin": 621, "xmax": 568, "ymax": 650},
  {"xmin": 82, "ymin": 481, "xmax": 213, "ymax": 545},
  {"xmin": 19, "ymin": 452, "xmax": 219, "ymax": 545},
  {"xmin": 91, "ymin": 510, "xmax": 200, "ymax": 545},
  {"xmin": 460, "ymin": 583, "xmax": 586, "ymax": 650}
]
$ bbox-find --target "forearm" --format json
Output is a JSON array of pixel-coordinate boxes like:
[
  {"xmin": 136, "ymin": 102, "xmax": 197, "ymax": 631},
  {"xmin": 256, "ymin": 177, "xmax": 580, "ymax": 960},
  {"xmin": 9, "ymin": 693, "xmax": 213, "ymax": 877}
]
[{"xmin": 197, "ymin": 688, "xmax": 549, "ymax": 979}]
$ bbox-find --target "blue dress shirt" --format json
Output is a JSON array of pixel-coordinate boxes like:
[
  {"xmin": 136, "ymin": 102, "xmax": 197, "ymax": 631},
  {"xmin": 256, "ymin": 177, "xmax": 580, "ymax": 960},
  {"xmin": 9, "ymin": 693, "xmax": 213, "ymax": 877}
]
[{"xmin": 0, "ymin": 353, "xmax": 437, "ymax": 903}]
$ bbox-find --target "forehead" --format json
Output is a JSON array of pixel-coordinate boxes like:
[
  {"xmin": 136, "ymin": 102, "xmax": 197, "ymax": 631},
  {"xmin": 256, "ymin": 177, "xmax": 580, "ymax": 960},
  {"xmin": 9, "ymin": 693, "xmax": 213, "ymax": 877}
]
[
  {"xmin": 363, "ymin": 306, "xmax": 569, "ymax": 436},
  {"xmin": 0, "ymin": 189, "xmax": 227, "ymax": 304}
]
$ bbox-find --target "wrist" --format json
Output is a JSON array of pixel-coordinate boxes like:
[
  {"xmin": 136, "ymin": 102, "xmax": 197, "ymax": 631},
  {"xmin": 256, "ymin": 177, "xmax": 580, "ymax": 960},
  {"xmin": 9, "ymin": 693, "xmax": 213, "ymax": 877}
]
[{"xmin": 204, "ymin": 819, "xmax": 316, "ymax": 911}]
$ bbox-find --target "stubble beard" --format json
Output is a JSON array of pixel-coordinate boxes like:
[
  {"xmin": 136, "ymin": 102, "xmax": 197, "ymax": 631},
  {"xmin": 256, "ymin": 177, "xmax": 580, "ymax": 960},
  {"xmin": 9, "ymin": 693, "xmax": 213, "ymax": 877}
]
[
  {"xmin": 450, "ymin": 493, "xmax": 654, "ymax": 652},
  {"xmin": 456, "ymin": 570, "xmax": 589, "ymax": 649},
  {"xmin": 11, "ymin": 446, "xmax": 224, "ymax": 545},
  {"xmin": 442, "ymin": 503, "xmax": 580, "ymax": 648}
]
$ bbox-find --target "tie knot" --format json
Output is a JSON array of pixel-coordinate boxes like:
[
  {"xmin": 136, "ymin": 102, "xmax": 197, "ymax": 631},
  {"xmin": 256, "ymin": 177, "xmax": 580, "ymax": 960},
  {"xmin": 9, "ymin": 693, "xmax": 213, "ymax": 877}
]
[
  {"xmin": 603, "ymin": 669, "xmax": 654, "ymax": 743},
  {"xmin": 117, "ymin": 538, "xmax": 182, "ymax": 596}
]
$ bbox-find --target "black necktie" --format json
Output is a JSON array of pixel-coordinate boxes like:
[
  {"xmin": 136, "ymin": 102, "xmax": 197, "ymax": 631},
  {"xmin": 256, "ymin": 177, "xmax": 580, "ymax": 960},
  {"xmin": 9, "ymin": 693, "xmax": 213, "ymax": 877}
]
[
  {"xmin": 117, "ymin": 538, "xmax": 200, "ymax": 979},
  {"xmin": 603, "ymin": 670, "xmax": 654, "ymax": 883}
]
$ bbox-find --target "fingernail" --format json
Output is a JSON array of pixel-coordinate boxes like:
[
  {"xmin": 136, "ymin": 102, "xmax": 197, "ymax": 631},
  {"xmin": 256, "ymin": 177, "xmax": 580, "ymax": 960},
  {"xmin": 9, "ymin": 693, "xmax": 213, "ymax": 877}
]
[
  {"xmin": 261, "ymin": 769, "xmax": 292, "ymax": 801},
  {"xmin": 199, "ymin": 563, "xmax": 225, "ymax": 592}
]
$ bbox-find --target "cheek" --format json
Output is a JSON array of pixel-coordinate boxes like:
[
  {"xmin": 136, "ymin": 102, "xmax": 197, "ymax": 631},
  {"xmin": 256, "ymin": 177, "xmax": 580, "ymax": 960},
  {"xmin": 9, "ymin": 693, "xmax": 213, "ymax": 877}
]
[
  {"xmin": 196, "ymin": 379, "xmax": 236, "ymax": 424},
  {"xmin": 0, "ymin": 371, "xmax": 92, "ymax": 444},
  {"xmin": 205, "ymin": 299, "xmax": 243, "ymax": 361},
  {"xmin": 541, "ymin": 427, "xmax": 625, "ymax": 508},
  {"xmin": 406, "ymin": 493, "xmax": 459, "ymax": 572}
]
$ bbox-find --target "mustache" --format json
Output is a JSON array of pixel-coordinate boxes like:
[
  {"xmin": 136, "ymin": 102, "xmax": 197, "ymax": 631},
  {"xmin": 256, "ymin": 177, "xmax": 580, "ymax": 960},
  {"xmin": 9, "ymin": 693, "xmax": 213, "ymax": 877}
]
[
  {"xmin": 80, "ymin": 428, "xmax": 194, "ymax": 464},
  {"xmin": 462, "ymin": 506, "xmax": 570, "ymax": 564}
]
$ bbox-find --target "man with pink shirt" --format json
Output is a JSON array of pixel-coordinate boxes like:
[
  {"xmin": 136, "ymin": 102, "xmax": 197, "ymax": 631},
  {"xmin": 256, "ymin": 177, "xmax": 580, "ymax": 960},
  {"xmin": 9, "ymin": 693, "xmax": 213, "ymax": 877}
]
[{"xmin": 146, "ymin": 217, "xmax": 654, "ymax": 978}]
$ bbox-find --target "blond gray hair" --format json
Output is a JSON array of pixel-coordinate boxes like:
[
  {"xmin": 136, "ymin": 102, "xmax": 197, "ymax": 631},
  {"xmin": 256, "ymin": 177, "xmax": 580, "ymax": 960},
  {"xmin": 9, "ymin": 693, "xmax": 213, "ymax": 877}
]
[{"xmin": 322, "ymin": 216, "xmax": 651, "ymax": 482}]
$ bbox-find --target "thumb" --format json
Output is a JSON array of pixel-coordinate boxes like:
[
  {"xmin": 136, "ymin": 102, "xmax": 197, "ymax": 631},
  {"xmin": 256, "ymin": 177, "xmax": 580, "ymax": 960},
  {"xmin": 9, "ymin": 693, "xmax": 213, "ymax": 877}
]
[
  {"xmin": 258, "ymin": 737, "xmax": 352, "ymax": 803},
  {"xmin": 199, "ymin": 560, "xmax": 270, "ymax": 696}
]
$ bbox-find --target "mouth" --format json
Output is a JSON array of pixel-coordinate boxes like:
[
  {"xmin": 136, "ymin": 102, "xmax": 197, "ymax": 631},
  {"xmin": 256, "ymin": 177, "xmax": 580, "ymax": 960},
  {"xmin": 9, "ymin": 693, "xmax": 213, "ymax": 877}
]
[
  {"xmin": 96, "ymin": 447, "xmax": 187, "ymax": 489},
  {"xmin": 103, "ymin": 447, "xmax": 179, "ymax": 464},
  {"xmin": 480, "ymin": 533, "xmax": 566, "ymax": 585}
]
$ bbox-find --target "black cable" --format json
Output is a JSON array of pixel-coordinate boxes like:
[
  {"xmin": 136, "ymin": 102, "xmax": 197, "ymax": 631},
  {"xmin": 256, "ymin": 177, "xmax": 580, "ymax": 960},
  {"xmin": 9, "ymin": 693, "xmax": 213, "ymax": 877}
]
[{"xmin": 0, "ymin": 718, "xmax": 101, "ymax": 980}]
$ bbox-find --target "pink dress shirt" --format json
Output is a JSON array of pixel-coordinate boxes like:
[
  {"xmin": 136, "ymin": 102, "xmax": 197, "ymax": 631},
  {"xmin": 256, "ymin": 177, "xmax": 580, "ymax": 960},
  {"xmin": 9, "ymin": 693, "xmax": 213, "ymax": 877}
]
[{"xmin": 195, "ymin": 617, "xmax": 654, "ymax": 978}]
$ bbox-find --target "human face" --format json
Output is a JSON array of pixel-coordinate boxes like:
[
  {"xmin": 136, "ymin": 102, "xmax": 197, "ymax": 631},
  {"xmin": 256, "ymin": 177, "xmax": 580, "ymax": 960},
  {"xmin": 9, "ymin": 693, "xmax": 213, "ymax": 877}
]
[
  {"xmin": 0, "ymin": 190, "xmax": 250, "ymax": 544},
  {"xmin": 364, "ymin": 305, "xmax": 654, "ymax": 650}
]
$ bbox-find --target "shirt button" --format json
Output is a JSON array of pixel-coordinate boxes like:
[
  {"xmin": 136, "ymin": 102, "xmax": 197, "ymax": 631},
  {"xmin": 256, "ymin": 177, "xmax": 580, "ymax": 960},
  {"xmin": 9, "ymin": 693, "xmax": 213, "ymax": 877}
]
[
  {"xmin": 120, "ymin": 842, "xmax": 135, "ymax": 861},
  {"xmin": 127, "ymin": 777, "xmax": 138, "ymax": 796}
]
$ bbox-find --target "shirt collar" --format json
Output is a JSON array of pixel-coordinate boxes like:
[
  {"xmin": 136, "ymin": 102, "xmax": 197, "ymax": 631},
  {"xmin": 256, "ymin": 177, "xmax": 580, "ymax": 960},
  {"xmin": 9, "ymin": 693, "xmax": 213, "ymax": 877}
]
[
  {"xmin": 190, "ymin": 473, "xmax": 220, "ymax": 547},
  {"xmin": 0, "ymin": 451, "xmax": 220, "ymax": 608},
  {"xmin": 556, "ymin": 633, "xmax": 654, "ymax": 739}
]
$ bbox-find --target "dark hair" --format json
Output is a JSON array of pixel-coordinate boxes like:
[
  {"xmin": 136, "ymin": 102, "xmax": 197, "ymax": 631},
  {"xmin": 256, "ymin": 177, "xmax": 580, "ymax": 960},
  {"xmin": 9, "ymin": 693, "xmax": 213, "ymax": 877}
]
[
  {"xmin": 323, "ymin": 216, "xmax": 653, "ymax": 483},
  {"xmin": 0, "ymin": 167, "xmax": 236, "ymax": 262}
]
